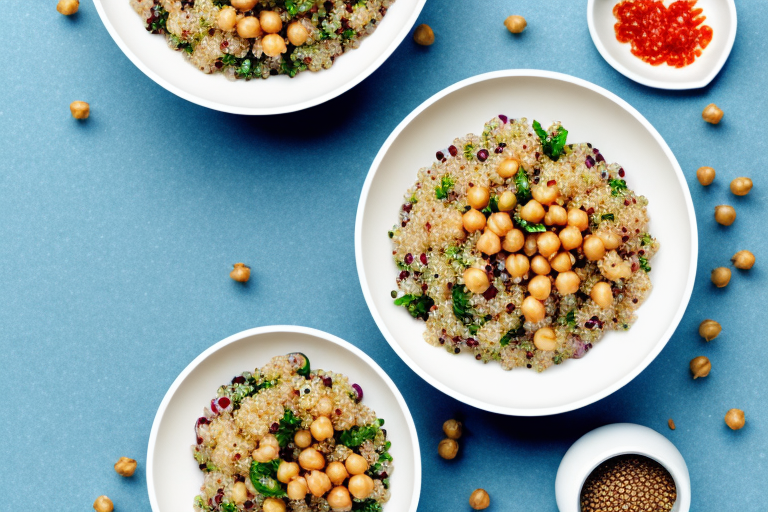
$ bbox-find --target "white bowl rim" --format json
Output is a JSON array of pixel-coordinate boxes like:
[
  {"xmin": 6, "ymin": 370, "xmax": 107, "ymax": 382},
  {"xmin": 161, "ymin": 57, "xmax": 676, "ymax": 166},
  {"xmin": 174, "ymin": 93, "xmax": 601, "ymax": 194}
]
[
  {"xmin": 354, "ymin": 69, "xmax": 698, "ymax": 416},
  {"xmin": 145, "ymin": 325, "xmax": 422, "ymax": 511},
  {"xmin": 92, "ymin": 0, "xmax": 426, "ymax": 115},
  {"xmin": 586, "ymin": 0, "xmax": 737, "ymax": 90}
]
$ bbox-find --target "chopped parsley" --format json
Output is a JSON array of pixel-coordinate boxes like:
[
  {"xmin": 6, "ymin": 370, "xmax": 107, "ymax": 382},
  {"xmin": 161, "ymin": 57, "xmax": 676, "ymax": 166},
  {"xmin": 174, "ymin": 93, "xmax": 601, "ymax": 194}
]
[
  {"xmin": 601, "ymin": 213, "xmax": 615, "ymax": 222},
  {"xmin": 394, "ymin": 294, "xmax": 434, "ymax": 321},
  {"xmin": 453, "ymin": 284, "xmax": 486, "ymax": 334},
  {"xmin": 640, "ymin": 233, "xmax": 653, "ymax": 246},
  {"xmin": 339, "ymin": 419, "xmax": 383, "ymax": 447},
  {"xmin": 219, "ymin": 503, "xmax": 238, "ymax": 512},
  {"xmin": 352, "ymin": 500, "xmax": 383, "ymax": 512},
  {"xmin": 609, "ymin": 179, "xmax": 628, "ymax": 196},
  {"xmin": 445, "ymin": 245, "xmax": 470, "ymax": 268},
  {"xmin": 499, "ymin": 324, "xmax": 524, "ymax": 347},
  {"xmin": 463, "ymin": 143, "xmax": 475, "ymax": 160},
  {"xmin": 148, "ymin": 4, "xmax": 169, "ymax": 34},
  {"xmin": 274, "ymin": 409, "xmax": 301, "ymax": 447},
  {"xmin": 250, "ymin": 459, "xmax": 286, "ymax": 497},
  {"xmin": 514, "ymin": 215, "xmax": 546, "ymax": 233},
  {"xmin": 514, "ymin": 168, "xmax": 532, "ymax": 203},
  {"xmin": 559, "ymin": 310, "xmax": 577, "ymax": 330},
  {"xmin": 532, "ymin": 120, "xmax": 569, "ymax": 161},
  {"xmin": 639, "ymin": 255, "xmax": 651, "ymax": 273},
  {"xmin": 280, "ymin": 56, "xmax": 308, "ymax": 78},
  {"xmin": 481, "ymin": 196, "xmax": 499, "ymax": 216},
  {"xmin": 435, "ymin": 175, "xmax": 454, "ymax": 199},
  {"xmin": 284, "ymin": 0, "xmax": 315, "ymax": 15}
]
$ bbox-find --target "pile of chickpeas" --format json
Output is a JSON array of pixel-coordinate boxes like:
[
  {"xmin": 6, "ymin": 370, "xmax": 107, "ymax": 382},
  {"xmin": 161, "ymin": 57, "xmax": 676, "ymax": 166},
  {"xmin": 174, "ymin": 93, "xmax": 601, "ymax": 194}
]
[
  {"xmin": 217, "ymin": 0, "xmax": 310, "ymax": 58},
  {"xmin": 460, "ymin": 157, "xmax": 620, "ymax": 351}
]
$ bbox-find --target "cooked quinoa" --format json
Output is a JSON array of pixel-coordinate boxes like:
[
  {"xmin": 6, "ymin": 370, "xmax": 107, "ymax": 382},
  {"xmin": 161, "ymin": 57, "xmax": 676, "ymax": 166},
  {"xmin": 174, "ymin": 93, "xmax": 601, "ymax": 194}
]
[
  {"xmin": 130, "ymin": 0, "xmax": 394, "ymax": 79},
  {"xmin": 193, "ymin": 354, "xmax": 393, "ymax": 512},
  {"xmin": 389, "ymin": 116, "xmax": 659, "ymax": 372}
]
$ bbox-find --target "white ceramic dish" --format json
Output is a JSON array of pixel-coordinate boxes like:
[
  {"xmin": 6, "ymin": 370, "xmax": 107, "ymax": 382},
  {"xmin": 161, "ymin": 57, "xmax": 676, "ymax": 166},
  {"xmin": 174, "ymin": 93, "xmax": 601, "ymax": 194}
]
[
  {"xmin": 355, "ymin": 70, "xmax": 697, "ymax": 416},
  {"xmin": 93, "ymin": 0, "xmax": 425, "ymax": 115},
  {"xmin": 147, "ymin": 326, "xmax": 420, "ymax": 512},
  {"xmin": 555, "ymin": 423, "xmax": 691, "ymax": 512},
  {"xmin": 588, "ymin": 0, "xmax": 737, "ymax": 90}
]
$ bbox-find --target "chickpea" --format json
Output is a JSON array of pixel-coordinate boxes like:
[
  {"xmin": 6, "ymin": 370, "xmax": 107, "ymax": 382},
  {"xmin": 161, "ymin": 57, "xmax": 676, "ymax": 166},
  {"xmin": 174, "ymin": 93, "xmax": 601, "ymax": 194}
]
[
  {"xmin": 567, "ymin": 208, "xmax": 589, "ymax": 231},
  {"xmin": 467, "ymin": 186, "xmax": 490, "ymax": 210},
  {"xmin": 528, "ymin": 275, "xmax": 551, "ymax": 301},
  {"xmin": 57, "ymin": 0, "xmax": 79, "ymax": 15},
  {"xmin": 442, "ymin": 419, "xmax": 463, "ymax": 439},
  {"xmin": 263, "ymin": 498, "xmax": 287, "ymax": 512},
  {"xmin": 487, "ymin": 212, "xmax": 514, "ymax": 237},
  {"xmin": 114, "ymin": 457, "xmax": 137, "ymax": 477},
  {"xmin": 70, "ymin": 101, "xmax": 90, "ymax": 120},
  {"xmin": 533, "ymin": 327, "xmax": 557, "ymax": 351},
  {"xmin": 702, "ymin": 103, "xmax": 724, "ymax": 124},
  {"xmin": 476, "ymin": 230, "xmax": 501, "ymax": 255},
  {"xmin": 530, "ymin": 255, "xmax": 551, "ymax": 275},
  {"xmin": 696, "ymin": 166, "xmax": 715, "ymax": 186},
  {"xmin": 464, "ymin": 268, "xmax": 490, "ymax": 294},
  {"xmin": 253, "ymin": 434, "xmax": 280, "ymax": 462},
  {"xmin": 294, "ymin": 429, "xmax": 312, "ymax": 448},
  {"xmin": 532, "ymin": 183, "xmax": 559, "ymax": 205},
  {"xmin": 345, "ymin": 453, "xmax": 368, "ymax": 475},
  {"xmin": 298, "ymin": 448, "xmax": 326, "ymax": 470},
  {"xmin": 327, "ymin": 487, "xmax": 353, "ymax": 511},
  {"xmin": 93, "ymin": 496, "xmax": 113, "ymax": 512},
  {"xmin": 287, "ymin": 477, "xmax": 308, "ymax": 500},
  {"xmin": 231, "ymin": 0, "xmax": 257, "ymax": 10},
  {"xmin": 520, "ymin": 200, "xmax": 545, "ymax": 223},
  {"xmin": 262, "ymin": 34, "xmax": 288, "ymax": 57},
  {"xmin": 536, "ymin": 231, "xmax": 561, "ymax": 258},
  {"xmin": 462, "ymin": 208, "xmax": 486, "ymax": 233},
  {"xmin": 601, "ymin": 253, "xmax": 632, "ymax": 281},
  {"xmin": 544, "ymin": 204, "xmax": 567, "ymax": 226},
  {"xmin": 413, "ymin": 23, "xmax": 435, "ymax": 46},
  {"xmin": 690, "ymin": 356, "xmax": 711, "ymax": 379},
  {"xmin": 326, "ymin": 461, "xmax": 349, "ymax": 486},
  {"xmin": 698, "ymin": 319, "xmax": 721, "ymax": 341},
  {"xmin": 469, "ymin": 488, "xmax": 491, "ymax": 510},
  {"xmin": 497, "ymin": 158, "xmax": 520, "ymax": 178},
  {"xmin": 590, "ymin": 282, "xmax": 613, "ymax": 308},
  {"xmin": 310, "ymin": 416, "xmax": 334, "ymax": 441},
  {"xmin": 711, "ymin": 267, "xmax": 731, "ymax": 288},
  {"xmin": 287, "ymin": 21, "xmax": 309, "ymax": 46},
  {"xmin": 236, "ymin": 17, "xmax": 262, "ymax": 38},
  {"xmin": 597, "ymin": 231, "xmax": 621, "ymax": 250},
  {"xmin": 348, "ymin": 474, "xmax": 375, "ymax": 500},
  {"xmin": 582, "ymin": 235, "xmax": 606, "ymax": 261},
  {"xmin": 438, "ymin": 438, "xmax": 459, "ymax": 459},
  {"xmin": 306, "ymin": 470, "xmax": 332, "ymax": 497},
  {"xmin": 316, "ymin": 396, "xmax": 334, "ymax": 417},
  {"xmin": 497, "ymin": 191, "xmax": 517, "ymax": 212},
  {"xmin": 259, "ymin": 11, "xmax": 283, "ymax": 34},
  {"xmin": 523, "ymin": 233, "xmax": 539, "ymax": 256},
  {"xmin": 731, "ymin": 250, "xmax": 755, "ymax": 270},
  {"xmin": 504, "ymin": 14, "xmax": 527, "ymax": 34},
  {"xmin": 231, "ymin": 481, "xmax": 248, "ymax": 504},
  {"xmin": 521, "ymin": 296, "xmax": 546, "ymax": 323},
  {"xmin": 230, "ymin": 262, "xmax": 251, "ymax": 282},
  {"xmin": 559, "ymin": 225, "xmax": 583, "ymax": 251},
  {"xmin": 550, "ymin": 252, "xmax": 573, "ymax": 273},
  {"xmin": 277, "ymin": 461, "xmax": 300, "ymax": 483},
  {"xmin": 218, "ymin": 6, "xmax": 238, "ymax": 31},
  {"xmin": 714, "ymin": 205, "xmax": 736, "ymax": 226},
  {"xmin": 502, "ymin": 228, "xmax": 524, "ymax": 252},
  {"xmin": 730, "ymin": 177, "xmax": 753, "ymax": 196},
  {"xmin": 555, "ymin": 271, "xmax": 580, "ymax": 295},
  {"xmin": 506, "ymin": 253, "xmax": 530, "ymax": 279},
  {"xmin": 725, "ymin": 409, "xmax": 745, "ymax": 430}
]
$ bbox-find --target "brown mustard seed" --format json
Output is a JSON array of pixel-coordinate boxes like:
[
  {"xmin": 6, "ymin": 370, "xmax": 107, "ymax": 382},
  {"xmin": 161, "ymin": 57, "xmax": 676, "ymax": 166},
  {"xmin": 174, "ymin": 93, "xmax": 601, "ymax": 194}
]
[
  {"xmin": 442, "ymin": 419, "xmax": 463, "ymax": 439},
  {"xmin": 668, "ymin": 418, "xmax": 676, "ymax": 430},
  {"xmin": 469, "ymin": 489, "xmax": 490, "ymax": 510},
  {"xmin": 437, "ymin": 438, "xmax": 458, "ymax": 459},
  {"xmin": 725, "ymin": 408, "xmax": 745, "ymax": 430},
  {"xmin": 698, "ymin": 319, "xmax": 721, "ymax": 341},
  {"xmin": 711, "ymin": 267, "xmax": 731, "ymax": 288},
  {"xmin": 580, "ymin": 455, "xmax": 677, "ymax": 512},
  {"xmin": 412, "ymin": 24, "xmax": 434, "ymax": 46},
  {"xmin": 696, "ymin": 166, "xmax": 715, "ymax": 186},
  {"xmin": 690, "ymin": 356, "xmax": 711, "ymax": 379},
  {"xmin": 731, "ymin": 250, "xmax": 755, "ymax": 270},
  {"xmin": 230, "ymin": 263, "xmax": 251, "ymax": 282}
]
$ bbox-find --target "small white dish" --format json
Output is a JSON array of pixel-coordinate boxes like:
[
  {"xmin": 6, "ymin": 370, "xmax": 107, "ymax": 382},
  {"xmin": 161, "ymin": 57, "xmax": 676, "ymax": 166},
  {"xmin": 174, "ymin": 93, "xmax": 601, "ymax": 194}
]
[
  {"xmin": 555, "ymin": 423, "xmax": 691, "ymax": 512},
  {"xmin": 146, "ymin": 325, "xmax": 421, "ymax": 512},
  {"xmin": 587, "ymin": 0, "xmax": 737, "ymax": 90},
  {"xmin": 93, "ymin": 0, "xmax": 425, "ymax": 115},
  {"xmin": 355, "ymin": 70, "xmax": 697, "ymax": 416}
]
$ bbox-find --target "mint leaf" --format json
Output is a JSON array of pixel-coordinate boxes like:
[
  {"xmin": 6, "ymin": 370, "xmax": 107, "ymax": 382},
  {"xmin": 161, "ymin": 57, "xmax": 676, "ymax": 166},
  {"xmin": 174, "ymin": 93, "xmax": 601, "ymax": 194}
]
[{"xmin": 533, "ymin": 120, "xmax": 568, "ymax": 161}]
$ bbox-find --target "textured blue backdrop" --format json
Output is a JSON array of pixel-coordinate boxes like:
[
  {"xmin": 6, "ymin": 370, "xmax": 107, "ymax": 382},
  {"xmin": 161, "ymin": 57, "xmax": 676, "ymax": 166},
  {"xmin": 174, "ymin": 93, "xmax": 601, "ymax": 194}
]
[{"xmin": 1, "ymin": 1, "xmax": 766, "ymax": 510}]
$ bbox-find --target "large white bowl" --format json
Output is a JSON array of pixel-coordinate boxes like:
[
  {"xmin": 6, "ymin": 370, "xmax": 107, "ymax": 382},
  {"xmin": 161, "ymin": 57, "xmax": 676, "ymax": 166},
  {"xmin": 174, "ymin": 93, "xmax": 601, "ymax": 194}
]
[
  {"xmin": 355, "ymin": 70, "xmax": 697, "ymax": 416},
  {"xmin": 147, "ymin": 326, "xmax": 421, "ymax": 512},
  {"xmin": 94, "ymin": 0, "xmax": 425, "ymax": 115},
  {"xmin": 588, "ymin": 0, "xmax": 737, "ymax": 90}
]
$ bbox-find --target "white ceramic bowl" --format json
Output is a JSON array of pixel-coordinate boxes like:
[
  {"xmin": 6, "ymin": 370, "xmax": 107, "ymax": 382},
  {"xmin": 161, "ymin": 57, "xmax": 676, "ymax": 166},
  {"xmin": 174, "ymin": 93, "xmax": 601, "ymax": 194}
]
[
  {"xmin": 147, "ymin": 326, "xmax": 421, "ymax": 512},
  {"xmin": 588, "ymin": 0, "xmax": 737, "ymax": 90},
  {"xmin": 93, "ymin": 0, "xmax": 425, "ymax": 115},
  {"xmin": 555, "ymin": 423, "xmax": 691, "ymax": 512},
  {"xmin": 355, "ymin": 70, "xmax": 697, "ymax": 416}
]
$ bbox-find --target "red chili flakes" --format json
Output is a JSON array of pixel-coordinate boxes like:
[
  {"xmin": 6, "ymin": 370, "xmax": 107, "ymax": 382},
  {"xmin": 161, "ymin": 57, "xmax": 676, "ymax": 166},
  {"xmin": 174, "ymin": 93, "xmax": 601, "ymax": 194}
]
[{"xmin": 613, "ymin": 0, "xmax": 713, "ymax": 68}]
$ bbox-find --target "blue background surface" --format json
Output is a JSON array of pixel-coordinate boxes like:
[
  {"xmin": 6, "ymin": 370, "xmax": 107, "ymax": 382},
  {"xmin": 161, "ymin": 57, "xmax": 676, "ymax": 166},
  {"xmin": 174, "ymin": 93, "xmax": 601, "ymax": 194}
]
[{"xmin": 1, "ymin": 1, "xmax": 766, "ymax": 510}]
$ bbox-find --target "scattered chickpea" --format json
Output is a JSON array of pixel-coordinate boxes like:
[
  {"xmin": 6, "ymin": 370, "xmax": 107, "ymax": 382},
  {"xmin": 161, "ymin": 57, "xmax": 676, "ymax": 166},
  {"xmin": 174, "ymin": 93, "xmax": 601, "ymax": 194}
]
[
  {"xmin": 497, "ymin": 191, "xmax": 517, "ymax": 212},
  {"xmin": 231, "ymin": 0, "xmax": 258, "ymax": 11},
  {"xmin": 528, "ymin": 275, "xmax": 551, "ymax": 301},
  {"xmin": 463, "ymin": 208, "xmax": 487, "ymax": 233},
  {"xmin": 287, "ymin": 21, "xmax": 309, "ymax": 46},
  {"xmin": 310, "ymin": 416, "xmax": 334, "ymax": 441},
  {"xmin": 262, "ymin": 34, "xmax": 288, "ymax": 57},
  {"xmin": 504, "ymin": 15, "xmax": 527, "ymax": 34},
  {"xmin": 523, "ymin": 233, "xmax": 539, "ymax": 256},
  {"xmin": 443, "ymin": 419, "xmax": 463, "ymax": 439},
  {"xmin": 544, "ymin": 204, "xmax": 568, "ymax": 226},
  {"xmin": 469, "ymin": 488, "xmax": 491, "ymax": 510},
  {"xmin": 536, "ymin": 231, "xmax": 561, "ymax": 258},
  {"xmin": 218, "ymin": 6, "xmax": 238, "ymax": 31},
  {"xmin": 231, "ymin": 481, "xmax": 248, "ymax": 504},
  {"xmin": 502, "ymin": 228, "xmax": 524, "ymax": 252},
  {"xmin": 230, "ymin": 263, "xmax": 251, "ymax": 282},
  {"xmin": 714, "ymin": 205, "xmax": 736, "ymax": 226},
  {"xmin": 259, "ymin": 11, "xmax": 283, "ymax": 33},
  {"xmin": 70, "ymin": 101, "xmax": 90, "ymax": 120},
  {"xmin": 327, "ymin": 487, "xmax": 353, "ymax": 510},
  {"xmin": 114, "ymin": 457, "xmax": 137, "ymax": 477},
  {"xmin": 531, "ymin": 183, "xmax": 559, "ymax": 205},
  {"xmin": 559, "ymin": 225, "xmax": 583, "ymax": 251},
  {"xmin": 497, "ymin": 158, "xmax": 520, "ymax": 178},
  {"xmin": 236, "ymin": 16, "xmax": 262, "ymax": 38},
  {"xmin": 530, "ymin": 255, "xmax": 551, "ymax": 275},
  {"xmin": 521, "ymin": 296, "xmax": 546, "ymax": 323},
  {"xmin": 506, "ymin": 253, "xmax": 530, "ymax": 278},
  {"xmin": 263, "ymin": 497, "xmax": 287, "ymax": 512},
  {"xmin": 582, "ymin": 235, "xmax": 606, "ymax": 261},
  {"xmin": 345, "ymin": 453, "xmax": 368, "ymax": 475},
  {"xmin": 567, "ymin": 208, "xmax": 589, "ymax": 231},
  {"xmin": 93, "ymin": 496, "xmax": 114, "ymax": 512},
  {"xmin": 702, "ymin": 103, "xmax": 724, "ymax": 124},
  {"xmin": 711, "ymin": 267, "xmax": 731, "ymax": 288},
  {"xmin": 287, "ymin": 477, "xmax": 308, "ymax": 500},
  {"xmin": 476, "ymin": 230, "xmax": 501, "ymax": 255},
  {"xmin": 298, "ymin": 448, "xmax": 326, "ymax": 470},
  {"xmin": 696, "ymin": 166, "xmax": 715, "ymax": 186},
  {"xmin": 294, "ymin": 429, "xmax": 312, "ymax": 448},
  {"xmin": 325, "ymin": 461, "xmax": 349, "ymax": 486},
  {"xmin": 555, "ymin": 271, "xmax": 580, "ymax": 295},
  {"xmin": 438, "ymin": 438, "xmax": 459, "ymax": 459},
  {"xmin": 730, "ymin": 177, "xmax": 753, "ymax": 196},
  {"xmin": 590, "ymin": 282, "xmax": 613, "ymax": 308},
  {"xmin": 467, "ymin": 186, "xmax": 490, "ymax": 211},
  {"xmin": 306, "ymin": 470, "xmax": 332, "ymax": 497},
  {"xmin": 277, "ymin": 461, "xmax": 300, "ymax": 483},
  {"xmin": 348, "ymin": 474, "xmax": 375, "ymax": 499},
  {"xmin": 689, "ymin": 356, "xmax": 711, "ymax": 379},
  {"xmin": 520, "ymin": 199, "xmax": 545, "ymax": 223},
  {"xmin": 597, "ymin": 231, "xmax": 621, "ymax": 250},
  {"xmin": 725, "ymin": 409, "xmax": 745, "ymax": 430},
  {"xmin": 731, "ymin": 250, "xmax": 755, "ymax": 270},
  {"xmin": 533, "ymin": 326, "xmax": 557, "ymax": 351},
  {"xmin": 668, "ymin": 419, "xmax": 676, "ymax": 430},
  {"xmin": 413, "ymin": 24, "xmax": 435, "ymax": 46},
  {"xmin": 57, "ymin": 0, "xmax": 79, "ymax": 15},
  {"xmin": 550, "ymin": 252, "xmax": 573, "ymax": 273},
  {"xmin": 487, "ymin": 212, "xmax": 514, "ymax": 237},
  {"xmin": 698, "ymin": 319, "xmax": 721, "ymax": 341},
  {"xmin": 463, "ymin": 267, "xmax": 490, "ymax": 294}
]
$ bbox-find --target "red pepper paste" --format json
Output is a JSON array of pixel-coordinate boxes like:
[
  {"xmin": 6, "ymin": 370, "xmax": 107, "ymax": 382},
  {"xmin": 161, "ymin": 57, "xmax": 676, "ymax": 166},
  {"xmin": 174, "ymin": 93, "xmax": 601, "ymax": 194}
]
[{"xmin": 613, "ymin": 0, "xmax": 713, "ymax": 68}]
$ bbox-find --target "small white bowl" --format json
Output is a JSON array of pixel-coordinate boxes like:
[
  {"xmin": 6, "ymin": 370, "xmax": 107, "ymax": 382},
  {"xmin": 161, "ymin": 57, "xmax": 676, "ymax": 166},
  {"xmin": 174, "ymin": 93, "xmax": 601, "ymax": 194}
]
[
  {"xmin": 555, "ymin": 423, "xmax": 690, "ymax": 512},
  {"xmin": 146, "ymin": 326, "xmax": 421, "ymax": 512},
  {"xmin": 587, "ymin": 0, "xmax": 737, "ymax": 90}
]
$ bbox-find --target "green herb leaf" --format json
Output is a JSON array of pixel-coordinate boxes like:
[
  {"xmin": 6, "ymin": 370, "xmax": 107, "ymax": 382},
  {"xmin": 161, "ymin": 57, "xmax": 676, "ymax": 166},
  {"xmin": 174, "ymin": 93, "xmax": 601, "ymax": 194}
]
[
  {"xmin": 339, "ymin": 422, "xmax": 381, "ymax": 448},
  {"xmin": 452, "ymin": 284, "xmax": 474, "ymax": 324},
  {"xmin": 352, "ymin": 500, "xmax": 383, "ymax": 512},
  {"xmin": 221, "ymin": 54, "xmax": 238, "ymax": 66},
  {"xmin": 640, "ymin": 233, "xmax": 652, "ymax": 246},
  {"xmin": 250, "ymin": 459, "xmax": 286, "ymax": 497},
  {"xmin": 499, "ymin": 323, "xmax": 525, "ymax": 347},
  {"xmin": 515, "ymin": 216, "xmax": 546, "ymax": 233},
  {"xmin": 559, "ymin": 310, "xmax": 577, "ymax": 330},
  {"xmin": 513, "ymin": 168, "xmax": 532, "ymax": 203},
  {"xmin": 609, "ymin": 179, "xmax": 628, "ymax": 196},
  {"xmin": 435, "ymin": 175, "xmax": 454, "ymax": 200},
  {"xmin": 393, "ymin": 294, "xmax": 434, "ymax": 321},
  {"xmin": 219, "ymin": 503, "xmax": 238, "ymax": 512},
  {"xmin": 274, "ymin": 409, "xmax": 302, "ymax": 447},
  {"xmin": 463, "ymin": 143, "xmax": 475, "ymax": 160},
  {"xmin": 148, "ymin": 4, "xmax": 169, "ymax": 33},
  {"xmin": 533, "ymin": 120, "xmax": 569, "ymax": 161},
  {"xmin": 481, "ymin": 196, "xmax": 499, "ymax": 216},
  {"xmin": 445, "ymin": 245, "xmax": 470, "ymax": 268},
  {"xmin": 639, "ymin": 255, "xmax": 651, "ymax": 273},
  {"xmin": 601, "ymin": 213, "xmax": 615, "ymax": 222}
]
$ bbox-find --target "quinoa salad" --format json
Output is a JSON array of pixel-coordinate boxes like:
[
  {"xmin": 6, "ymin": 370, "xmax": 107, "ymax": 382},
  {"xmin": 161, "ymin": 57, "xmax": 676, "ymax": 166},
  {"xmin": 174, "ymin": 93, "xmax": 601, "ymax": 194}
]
[
  {"xmin": 193, "ymin": 353, "xmax": 393, "ymax": 512},
  {"xmin": 130, "ymin": 0, "xmax": 395, "ymax": 80},
  {"xmin": 389, "ymin": 116, "xmax": 659, "ymax": 372}
]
